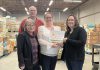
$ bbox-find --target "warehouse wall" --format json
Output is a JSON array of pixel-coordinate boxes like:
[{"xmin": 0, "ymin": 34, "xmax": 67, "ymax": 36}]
[
  {"xmin": 71, "ymin": 0, "xmax": 100, "ymax": 25},
  {"xmin": 0, "ymin": 11, "xmax": 3, "ymax": 17},
  {"xmin": 13, "ymin": 12, "xmax": 68, "ymax": 24}
]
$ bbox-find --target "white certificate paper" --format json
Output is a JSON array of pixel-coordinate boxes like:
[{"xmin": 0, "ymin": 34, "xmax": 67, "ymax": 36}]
[{"xmin": 50, "ymin": 31, "xmax": 65, "ymax": 43}]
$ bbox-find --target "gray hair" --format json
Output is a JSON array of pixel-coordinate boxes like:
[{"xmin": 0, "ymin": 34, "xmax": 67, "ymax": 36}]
[{"xmin": 24, "ymin": 18, "xmax": 35, "ymax": 31}]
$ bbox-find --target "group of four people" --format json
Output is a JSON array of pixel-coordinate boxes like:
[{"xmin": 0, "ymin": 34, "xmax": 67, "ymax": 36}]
[{"xmin": 17, "ymin": 6, "xmax": 87, "ymax": 70}]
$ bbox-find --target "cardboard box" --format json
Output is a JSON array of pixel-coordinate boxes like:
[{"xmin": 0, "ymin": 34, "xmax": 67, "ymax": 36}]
[
  {"xmin": 87, "ymin": 36, "xmax": 99, "ymax": 40},
  {"xmin": 95, "ymin": 24, "xmax": 100, "ymax": 28},
  {"xmin": 95, "ymin": 27, "xmax": 100, "ymax": 32},
  {"xmin": 87, "ymin": 40, "xmax": 99, "ymax": 44},
  {"xmin": 88, "ymin": 32, "xmax": 99, "ymax": 36}
]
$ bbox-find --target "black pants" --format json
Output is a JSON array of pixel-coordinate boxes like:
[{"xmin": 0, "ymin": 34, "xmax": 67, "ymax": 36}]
[
  {"xmin": 24, "ymin": 63, "xmax": 40, "ymax": 70},
  {"xmin": 41, "ymin": 54, "xmax": 57, "ymax": 70},
  {"xmin": 66, "ymin": 60, "xmax": 83, "ymax": 70}
]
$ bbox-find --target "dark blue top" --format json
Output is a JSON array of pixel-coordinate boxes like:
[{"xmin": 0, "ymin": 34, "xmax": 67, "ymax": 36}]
[{"xmin": 61, "ymin": 26, "xmax": 87, "ymax": 62}]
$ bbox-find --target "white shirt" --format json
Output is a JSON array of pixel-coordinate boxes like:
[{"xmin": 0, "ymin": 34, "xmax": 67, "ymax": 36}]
[{"xmin": 38, "ymin": 25, "xmax": 61, "ymax": 56}]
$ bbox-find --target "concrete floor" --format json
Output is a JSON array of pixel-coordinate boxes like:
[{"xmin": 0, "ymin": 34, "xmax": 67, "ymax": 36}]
[{"xmin": 0, "ymin": 51, "xmax": 99, "ymax": 70}]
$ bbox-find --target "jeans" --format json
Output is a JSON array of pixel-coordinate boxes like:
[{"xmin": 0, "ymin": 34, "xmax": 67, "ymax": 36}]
[
  {"xmin": 41, "ymin": 54, "xmax": 57, "ymax": 70},
  {"xmin": 66, "ymin": 60, "xmax": 83, "ymax": 70},
  {"xmin": 24, "ymin": 63, "xmax": 40, "ymax": 70}
]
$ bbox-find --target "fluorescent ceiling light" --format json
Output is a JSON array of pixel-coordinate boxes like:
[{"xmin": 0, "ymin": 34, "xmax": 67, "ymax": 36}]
[
  {"xmin": 6, "ymin": 15, "xmax": 10, "ymax": 18},
  {"xmin": 34, "ymin": 0, "xmax": 38, "ymax": 2},
  {"xmin": 0, "ymin": 7, "xmax": 6, "ymax": 11},
  {"xmin": 46, "ymin": 8, "xmax": 50, "ymax": 11},
  {"xmin": 25, "ymin": 7, "xmax": 28, "ymax": 12},
  {"xmin": 72, "ymin": 1, "xmax": 82, "ymax": 3},
  {"xmin": 45, "ymin": 12, "xmax": 47, "ymax": 14},
  {"xmin": 63, "ymin": 8, "xmax": 68, "ymax": 12},
  {"xmin": 26, "ymin": 12, "xmax": 29, "ymax": 15},
  {"xmin": 64, "ymin": 0, "xmax": 82, "ymax": 3},
  {"xmin": 49, "ymin": 0, "xmax": 53, "ymax": 6}
]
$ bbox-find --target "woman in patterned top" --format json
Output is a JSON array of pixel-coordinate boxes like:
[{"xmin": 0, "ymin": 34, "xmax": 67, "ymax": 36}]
[{"xmin": 17, "ymin": 18, "xmax": 40, "ymax": 70}]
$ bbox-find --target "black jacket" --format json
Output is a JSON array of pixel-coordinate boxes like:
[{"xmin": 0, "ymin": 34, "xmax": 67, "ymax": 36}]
[
  {"xmin": 61, "ymin": 26, "xmax": 87, "ymax": 62},
  {"xmin": 17, "ymin": 31, "xmax": 40, "ymax": 69}
]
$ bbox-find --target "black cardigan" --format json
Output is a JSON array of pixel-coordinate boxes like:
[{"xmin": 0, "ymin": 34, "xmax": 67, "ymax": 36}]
[
  {"xmin": 61, "ymin": 26, "xmax": 87, "ymax": 62},
  {"xmin": 17, "ymin": 31, "xmax": 40, "ymax": 69}
]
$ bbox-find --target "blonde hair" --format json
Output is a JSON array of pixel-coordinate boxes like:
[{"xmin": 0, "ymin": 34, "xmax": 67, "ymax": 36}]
[{"xmin": 44, "ymin": 12, "xmax": 53, "ymax": 18}]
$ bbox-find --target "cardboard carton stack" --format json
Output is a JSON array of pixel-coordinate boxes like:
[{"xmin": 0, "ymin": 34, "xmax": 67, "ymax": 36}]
[
  {"xmin": 87, "ymin": 24, "xmax": 100, "ymax": 49},
  {"xmin": 95, "ymin": 24, "xmax": 100, "ymax": 42},
  {"xmin": 0, "ymin": 37, "xmax": 3, "ymax": 56},
  {"xmin": 54, "ymin": 22, "xmax": 66, "ymax": 31}
]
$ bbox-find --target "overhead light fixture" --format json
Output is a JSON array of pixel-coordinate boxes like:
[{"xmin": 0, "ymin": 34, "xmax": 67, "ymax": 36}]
[
  {"xmin": 34, "ymin": 0, "xmax": 38, "ymax": 2},
  {"xmin": 49, "ymin": 0, "xmax": 53, "ymax": 6},
  {"xmin": 25, "ymin": 7, "xmax": 28, "ymax": 12},
  {"xmin": 26, "ymin": 12, "xmax": 29, "ymax": 15},
  {"xmin": 0, "ymin": 7, "xmax": 6, "ymax": 11},
  {"xmin": 46, "ymin": 8, "xmax": 50, "ymax": 11},
  {"xmin": 63, "ymin": 8, "xmax": 68, "ymax": 12},
  {"xmin": 6, "ymin": 15, "xmax": 11, "ymax": 18},
  {"xmin": 64, "ymin": 0, "xmax": 82, "ymax": 3},
  {"xmin": 72, "ymin": 1, "xmax": 82, "ymax": 3},
  {"xmin": 45, "ymin": 12, "xmax": 47, "ymax": 14}
]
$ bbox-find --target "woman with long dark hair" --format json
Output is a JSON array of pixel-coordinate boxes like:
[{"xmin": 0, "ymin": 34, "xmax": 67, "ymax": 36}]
[{"xmin": 61, "ymin": 15, "xmax": 87, "ymax": 70}]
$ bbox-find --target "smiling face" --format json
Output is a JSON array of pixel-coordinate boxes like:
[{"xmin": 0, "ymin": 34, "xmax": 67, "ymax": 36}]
[
  {"xmin": 67, "ymin": 16, "xmax": 76, "ymax": 28},
  {"xmin": 29, "ymin": 6, "xmax": 37, "ymax": 17},
  {"xmin": 25, "ymin": 19, "xmax": 35, "ymax": 33},
  {"xmin": 44, "ymin": 13, "xmax": 53, "ymax": 24}
]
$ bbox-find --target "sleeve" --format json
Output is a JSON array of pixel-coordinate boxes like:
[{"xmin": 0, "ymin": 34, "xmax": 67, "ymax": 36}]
[
  {"xmin": 17, "ymin": 34, "xmax": 25, "ymax": 68},
  {"xmin": 38, "ymin": 26, "xmax": 52, "ymax": 47},
  {"xmin": 19, "ymin": 19, "xmax": 27, "ymax": 33},
  {"xmin": 67, "ymin": 28, "xmax": 87, "ymax": 47}
]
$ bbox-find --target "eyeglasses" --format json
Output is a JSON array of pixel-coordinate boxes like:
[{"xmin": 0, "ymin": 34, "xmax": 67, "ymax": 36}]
[
  {"xmin": 26, "ymin": 24, "xmax": 35, "ymax": 27},
  {"xmin": 45, "ymin": 17, "xmax": 52, "ymax": 18}
]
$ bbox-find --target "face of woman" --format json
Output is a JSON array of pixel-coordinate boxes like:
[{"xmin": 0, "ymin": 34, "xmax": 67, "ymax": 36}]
[
  {"xmin": 44, "ymin": 13, "xmax": 53, "ymax": 23},
  {"xmin": 67, "ymin": 16, "xmax": 75, "ymax": 28},
  {"xmin": 26, "ymin": 22, "xmax": 35, "ymax": 33}
]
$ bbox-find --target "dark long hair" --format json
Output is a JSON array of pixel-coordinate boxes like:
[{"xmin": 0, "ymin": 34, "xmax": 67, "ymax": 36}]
[{"xmin": 66, "ymin": 15, "xmax": 79, "ymax": 32}]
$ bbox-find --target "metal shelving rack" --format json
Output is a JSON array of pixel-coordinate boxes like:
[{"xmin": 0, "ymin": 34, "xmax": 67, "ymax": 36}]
[{"xmin": 92, "ymin": 44, "xmax": 100, "ymax": 70}]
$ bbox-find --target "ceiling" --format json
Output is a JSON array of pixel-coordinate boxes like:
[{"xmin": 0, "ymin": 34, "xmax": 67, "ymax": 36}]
[{"xmin": 0, "ymin": 0, "xmax": 88, "ymax": 15}]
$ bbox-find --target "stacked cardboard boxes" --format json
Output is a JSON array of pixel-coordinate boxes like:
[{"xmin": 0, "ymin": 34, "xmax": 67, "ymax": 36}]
[
  {"xmin": 86, "ymin": 24, "xmax": 100, "ymax": 49},
  {"xmin": 0, "ymin": 17, "xmax": 18, "ymax": 56},
  {"xmin": 0, "ymin": 37, "xmax": 3, "ymax": 56},
  {"xmin": 54, "ymin": 22, "xmax": 66, "ymax": 31}
]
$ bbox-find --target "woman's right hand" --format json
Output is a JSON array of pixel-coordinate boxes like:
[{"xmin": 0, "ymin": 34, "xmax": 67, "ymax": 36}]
[
  {"xmin": 51, "ymin": 43, "xmax": 58, "ymax": 48},
  {"xmin": 63, "ymin": 38, "xmax": 67, "ymax": 43}
]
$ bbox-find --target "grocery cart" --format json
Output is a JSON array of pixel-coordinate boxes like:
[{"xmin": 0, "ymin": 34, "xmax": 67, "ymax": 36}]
[{"xmin": 92, "ymin": 44, "xmax": 100, "ymax": 70}]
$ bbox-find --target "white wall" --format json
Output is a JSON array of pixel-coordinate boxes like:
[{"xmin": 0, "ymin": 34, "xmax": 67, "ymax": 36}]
[
  {"xmin": 12, "ymin": 14, "xmax": 28, "ymax": 24},
  {"xmin": 70, "ymin": 0, "xmax": 100, "ymax": 25},
  {"xmin": 0, "ymin": 11, "xmax": 3, "ymax": 17}
]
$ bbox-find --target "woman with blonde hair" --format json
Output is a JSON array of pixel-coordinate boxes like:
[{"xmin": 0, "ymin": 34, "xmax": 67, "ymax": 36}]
[{"xmin": 38, "ymin": 12, "xmax": 61, "ymax": 70}]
